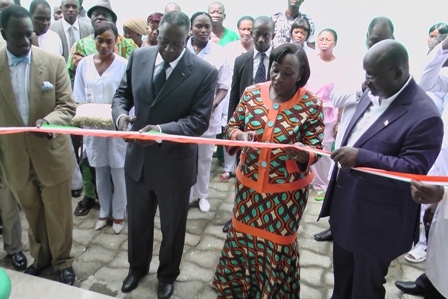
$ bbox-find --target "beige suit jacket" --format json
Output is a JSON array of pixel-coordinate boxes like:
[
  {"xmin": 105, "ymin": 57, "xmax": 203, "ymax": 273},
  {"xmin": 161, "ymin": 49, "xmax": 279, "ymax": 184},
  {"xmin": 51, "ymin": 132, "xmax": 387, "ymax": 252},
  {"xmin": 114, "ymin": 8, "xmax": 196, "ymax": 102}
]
[{"xmin": 0, "ymin": 46, "xmax": 76, "ymax": 190}]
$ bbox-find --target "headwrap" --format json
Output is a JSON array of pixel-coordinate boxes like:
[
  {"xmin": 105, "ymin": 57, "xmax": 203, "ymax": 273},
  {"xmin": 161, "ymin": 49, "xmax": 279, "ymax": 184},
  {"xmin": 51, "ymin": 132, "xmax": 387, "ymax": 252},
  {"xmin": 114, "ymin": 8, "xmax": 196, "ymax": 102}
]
[{"xmin": 124, "ymin": 19, "xmax": 148, "ymax": 36}]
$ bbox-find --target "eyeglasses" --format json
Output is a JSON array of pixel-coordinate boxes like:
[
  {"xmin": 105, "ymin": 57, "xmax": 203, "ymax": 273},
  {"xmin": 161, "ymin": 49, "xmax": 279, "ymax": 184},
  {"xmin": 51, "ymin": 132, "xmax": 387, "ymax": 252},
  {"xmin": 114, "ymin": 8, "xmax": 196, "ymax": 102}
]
[{"xmin": 365, "ymin": 65, "xmax": 398, "ymax": 83}]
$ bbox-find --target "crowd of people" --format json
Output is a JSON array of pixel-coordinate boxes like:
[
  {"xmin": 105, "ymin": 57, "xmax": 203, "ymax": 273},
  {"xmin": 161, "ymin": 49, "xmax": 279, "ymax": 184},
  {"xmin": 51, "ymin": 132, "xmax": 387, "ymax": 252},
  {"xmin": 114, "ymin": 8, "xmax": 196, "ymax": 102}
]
[{"xmin": 0, "ymin": 0, "xmax": 447, "ymax": 299}]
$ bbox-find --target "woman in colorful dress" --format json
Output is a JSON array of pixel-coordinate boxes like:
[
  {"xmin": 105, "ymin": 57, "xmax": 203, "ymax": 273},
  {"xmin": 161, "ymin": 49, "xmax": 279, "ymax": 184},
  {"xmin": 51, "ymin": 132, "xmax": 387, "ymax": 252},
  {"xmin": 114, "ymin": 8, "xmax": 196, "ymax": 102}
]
[
  {"xmin": 186, "ymin": 12, "xmax": 231, "ymax": 212},
  {"xmin": 73, "ymin": 22, "xmax": 128, "ymax": 234},
  {"xmin": 213, "ymin": 43, "xmax": 324, "ymax": 298}
]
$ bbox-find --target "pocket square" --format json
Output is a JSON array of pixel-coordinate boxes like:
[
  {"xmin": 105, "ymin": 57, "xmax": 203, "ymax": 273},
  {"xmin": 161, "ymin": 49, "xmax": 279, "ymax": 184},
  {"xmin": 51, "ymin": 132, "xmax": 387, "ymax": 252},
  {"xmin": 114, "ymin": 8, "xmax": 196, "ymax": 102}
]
[{"xmin": 42, "ymin": 81, "xmax": 54, "ymax": 91}]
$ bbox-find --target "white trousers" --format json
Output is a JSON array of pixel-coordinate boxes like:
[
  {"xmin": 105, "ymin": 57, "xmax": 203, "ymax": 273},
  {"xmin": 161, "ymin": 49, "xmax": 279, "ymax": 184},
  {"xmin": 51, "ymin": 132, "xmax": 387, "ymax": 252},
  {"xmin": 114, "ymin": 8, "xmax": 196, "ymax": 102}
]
[
  {"xmin": 223, "ymin": 148, "xmax": 237, "ymax": 173},
  {"xmin": 190, "ymin": 135, "xmax": 215, "ymax": 200},
  {"xmin": 312, "ymin": 141, "xmax": 332, "ymax": 191},
  {"xmin": 96, "ymin": 166, "xmax": 127, "ymax": 219},
  {"xmin": 70, "ymin": 151, "xmax": 83, "ymax": 190}
]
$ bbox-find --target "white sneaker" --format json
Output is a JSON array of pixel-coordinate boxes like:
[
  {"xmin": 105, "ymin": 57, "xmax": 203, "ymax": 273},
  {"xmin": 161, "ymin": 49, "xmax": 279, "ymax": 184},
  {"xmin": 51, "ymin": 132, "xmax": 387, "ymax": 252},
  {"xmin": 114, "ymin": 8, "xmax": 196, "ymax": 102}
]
[
  {"xmin": 198, "ymin": 198, "xmax": 210, "ymax": 212},
  {"xmin": 94, "ymin": 219, "xmax": 108, "ymax": 230},
  {"xmin": 112, "ymin": 221, "xmax": 124, "ymax": 234}
]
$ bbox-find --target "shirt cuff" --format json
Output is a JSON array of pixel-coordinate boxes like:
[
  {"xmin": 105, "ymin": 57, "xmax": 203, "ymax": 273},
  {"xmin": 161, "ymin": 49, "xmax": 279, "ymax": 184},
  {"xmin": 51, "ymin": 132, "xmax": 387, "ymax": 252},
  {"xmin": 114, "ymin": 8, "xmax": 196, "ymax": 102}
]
[
  {"xmin": 116, "ymin": 114, "xmax": 127, "ymax": 128},
  {"xmin": 156, "ymin": 125, "xmax": 162, "ymax": 143}
]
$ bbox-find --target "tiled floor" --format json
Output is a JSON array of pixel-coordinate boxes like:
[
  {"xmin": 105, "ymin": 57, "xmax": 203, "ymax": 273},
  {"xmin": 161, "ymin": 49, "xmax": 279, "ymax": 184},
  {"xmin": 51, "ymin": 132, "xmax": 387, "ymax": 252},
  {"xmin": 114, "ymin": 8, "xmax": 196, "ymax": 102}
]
[
  {"xmin": 0, "ymin": 159, "xmax": 426, "ymax": 298},
  {"xmin": 2, "ymin": 268, "xmax": 115, "ymax": 299}
]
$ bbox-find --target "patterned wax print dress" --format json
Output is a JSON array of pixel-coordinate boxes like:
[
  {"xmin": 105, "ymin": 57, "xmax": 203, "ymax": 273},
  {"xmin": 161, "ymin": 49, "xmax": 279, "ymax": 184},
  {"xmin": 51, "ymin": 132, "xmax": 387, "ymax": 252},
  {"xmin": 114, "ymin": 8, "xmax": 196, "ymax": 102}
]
[{"xmin": 213, "ymin": 82, "xmax": 324, "ymax": 299}]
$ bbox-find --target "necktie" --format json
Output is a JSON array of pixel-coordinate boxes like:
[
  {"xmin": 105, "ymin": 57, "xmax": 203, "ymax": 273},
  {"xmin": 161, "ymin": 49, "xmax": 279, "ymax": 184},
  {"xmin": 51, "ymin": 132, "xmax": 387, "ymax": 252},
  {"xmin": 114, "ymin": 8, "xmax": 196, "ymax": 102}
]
[
  {"xmin": 10, "ymin": 55, "xmax": 30, "ymax": 66},
  {"xmin": 254, "ymin": 52, "xmax": 266, "ymax": 84},
  {"xmin": 153, "ymin": 61, "xmax": 170, "ymax": 97},
  {"xmin": 68, "ymin": 26, "xmax": 76, "ymax": 48}
]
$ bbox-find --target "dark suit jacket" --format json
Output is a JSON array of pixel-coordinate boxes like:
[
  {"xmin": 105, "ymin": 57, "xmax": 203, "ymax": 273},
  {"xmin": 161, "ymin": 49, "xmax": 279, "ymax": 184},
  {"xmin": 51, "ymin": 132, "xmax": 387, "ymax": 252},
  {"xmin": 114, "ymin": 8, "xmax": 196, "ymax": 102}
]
[
  {"xmin": 319, "ymin": 78, "xmax": 443, "ymax": 261},
  {"xmin": 228, "ymin": 50, "xmax": 270, "ymax": 117},
  {"xmin": 112, "ymin": 47, "xmax": 218, "ymax": 191},
  {"xmin": 49, "ymin": 19, "xmax": 93, "ymax": 61}
]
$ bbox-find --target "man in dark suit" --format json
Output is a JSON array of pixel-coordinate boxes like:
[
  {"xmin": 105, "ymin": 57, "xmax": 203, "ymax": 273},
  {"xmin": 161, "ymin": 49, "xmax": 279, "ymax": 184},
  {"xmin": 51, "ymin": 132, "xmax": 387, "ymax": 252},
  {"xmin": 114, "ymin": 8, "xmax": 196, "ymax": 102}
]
[
  {"xmin": 111, "ymin": 11, "xmax": 217, "ymax": 299},
  {"xmin": 319, "ymin": 40, "xmax": 443, "ymax": 299},
  {"xmin": 227, "ymin": 15, "xmax": 275, "ymax": 120},
  {"xmin": 49, "ymin": 0, "xmax": 92, "ymax": 61},
  {"xmin": 221, "ymin": 15, "xmax": 275, "ymax": 233}
]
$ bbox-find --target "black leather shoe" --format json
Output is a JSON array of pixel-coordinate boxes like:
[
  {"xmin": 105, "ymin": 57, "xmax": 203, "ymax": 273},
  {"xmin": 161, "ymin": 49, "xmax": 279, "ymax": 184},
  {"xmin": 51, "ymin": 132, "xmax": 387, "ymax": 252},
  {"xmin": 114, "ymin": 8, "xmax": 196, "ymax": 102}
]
[
  {"xmin": 157, "ymin": 282, "xmax": 174, "ymax": 299},
  {"xmin": 314, "ymin": 228, "xmax": 333, "ymax": 241},
  {"xmin": 71, "ymin": 188, "xmax": 83, "ymax": 198},
  {"xmin": 395, "ymin": 281, "xmax": 426, "ymax": 296},
  {"xmin": 222, "ymin": 219, "xmax": 232, "ymax": 233},
  {"xmin": 9, "ymin": 252, "xmax": 27, "ymax": 271},
  {"xmin": 59, "ymin": 266, "xmax": 75, "ymax": 285},
  {"xmin": 122, "ymin": 271, "xmax": 142, "ymax": 293},
  {"xmin": 24, "ymin": 265, "xmax": 43, "ymax": 276}
]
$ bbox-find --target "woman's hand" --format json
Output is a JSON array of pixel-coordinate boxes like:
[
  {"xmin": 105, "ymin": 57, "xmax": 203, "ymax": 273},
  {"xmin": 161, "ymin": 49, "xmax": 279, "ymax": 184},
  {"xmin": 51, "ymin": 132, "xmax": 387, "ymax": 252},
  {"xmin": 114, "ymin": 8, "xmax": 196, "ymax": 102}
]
[
  {"xmin": 284, "ymin": 142, "xmax": 309, "ymax": 164},
  {"xmin": 236, "ymin": 131, "xmax": 258, "ymax": 154}
]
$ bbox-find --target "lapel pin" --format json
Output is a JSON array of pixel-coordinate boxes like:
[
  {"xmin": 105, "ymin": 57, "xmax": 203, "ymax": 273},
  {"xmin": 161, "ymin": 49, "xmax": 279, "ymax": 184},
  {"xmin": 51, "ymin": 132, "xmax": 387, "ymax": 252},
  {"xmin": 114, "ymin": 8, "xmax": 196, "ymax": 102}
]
[
  {"xmin": 384, "ymin": 120, "xmax": 389, "ymax": 126},
  {"xmin": 181, "ymin": 72, "xmax": 185, "ymax": 76}
]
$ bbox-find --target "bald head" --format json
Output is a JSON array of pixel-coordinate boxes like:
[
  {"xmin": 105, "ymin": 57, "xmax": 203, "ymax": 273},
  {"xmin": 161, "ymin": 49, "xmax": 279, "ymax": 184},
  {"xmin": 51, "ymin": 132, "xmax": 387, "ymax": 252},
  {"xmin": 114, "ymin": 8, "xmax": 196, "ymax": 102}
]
[
  {"xmin": 253, "ymin": 15, "xmax": 275, "ymax": 32},
  {"xmin": 208, "ymin": 1, "xmax": 225, "ymax": 13},
  {"xmin": 365, "ymin": 39, "xmax": 408, "ymax": 69},
  {"xmin": 366, "ymin": 16, "xmax": 394, "ymax": 49},
  {"xmin": 363, "ymin": 40, "xmax": 410, "ymax": 98},
  {"xmin": 164, "ymin": 2, "xmax": 181, "ymax": 13}
]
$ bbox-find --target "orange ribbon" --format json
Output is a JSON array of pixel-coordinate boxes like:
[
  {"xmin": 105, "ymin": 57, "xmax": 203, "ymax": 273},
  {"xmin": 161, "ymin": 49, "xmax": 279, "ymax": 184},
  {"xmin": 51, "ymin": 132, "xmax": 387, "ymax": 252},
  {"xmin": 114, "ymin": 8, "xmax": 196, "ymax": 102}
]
[{"xmin": 1, "ymin": 125, "xmax": 448, "ymax": 185}]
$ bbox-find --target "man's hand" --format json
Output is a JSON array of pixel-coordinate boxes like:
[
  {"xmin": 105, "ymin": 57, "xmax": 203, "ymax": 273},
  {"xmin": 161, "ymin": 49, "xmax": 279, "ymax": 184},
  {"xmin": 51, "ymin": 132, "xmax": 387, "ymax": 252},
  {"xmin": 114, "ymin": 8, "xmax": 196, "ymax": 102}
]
[
  {"xmin": 442, "ymin": 35, "xmax": 448, "ymax": 51},
  {"xmin": 117, "ymin": 115, "xmax": 136, "ymax": 142},
  {"xmin": 410, "ymin": 180, "xmax": 444, "ymax": 205},
  {"xmin": 117, "ymin": 115, "xmax": 136, "ymax": 132},
  {"xmin": 331, "ymin": 146, "xmax": 358, "ymax": 169},
  {"xmin": 137, "ymin": 124, "xmax": 160, "ymax": 147},
  {"xmin": 33, "ymin": 119, "xmax": 52, "ymax": 139}
]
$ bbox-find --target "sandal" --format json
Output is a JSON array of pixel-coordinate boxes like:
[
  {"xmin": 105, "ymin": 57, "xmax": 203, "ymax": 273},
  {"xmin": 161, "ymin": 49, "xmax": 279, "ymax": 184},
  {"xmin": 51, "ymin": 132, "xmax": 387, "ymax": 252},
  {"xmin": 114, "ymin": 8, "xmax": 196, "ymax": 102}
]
[
  {"xmin": 74, "ymin": 196, "xmax": 96, "ymax": 216},
  {"xmin": 404, "ymin": 245, "xmax": 427, "ymax": 263},
  {"xmin": 315, "ymin": 190, "xmax": 326, "ymax": 201},
  {"xmin": 219, "ymin": 171, "xmax": 235, "ymax": 183}
]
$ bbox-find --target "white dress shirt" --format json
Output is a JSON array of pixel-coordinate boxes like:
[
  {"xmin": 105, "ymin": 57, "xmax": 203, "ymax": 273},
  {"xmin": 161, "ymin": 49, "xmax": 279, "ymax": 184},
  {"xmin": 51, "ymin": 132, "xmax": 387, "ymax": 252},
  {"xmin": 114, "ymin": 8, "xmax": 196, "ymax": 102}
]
[
  {"xmin": 252, "ymin": 46, "xmax": 272, "ymax": 82},
  {"xmin": 116, "ymin": 49, "xmax": 187, "ymax": 133},
  {"xmin": 154, "ymin": 48, "xmax": 186, "ymax": 81},
  {"xmin": 62, "ymin": 18, "xmax": 80, "ymax": 46},
  {"xmin": 347, "ymin": 76, "xmax": 412, "ymax": 147},
  {"xmin": 38, "ymin": 29, "xmax": 63, "ymax": 56},
  {"xmin": 6, "ymin": 49, "xmax": 31, "ymax": 125}
]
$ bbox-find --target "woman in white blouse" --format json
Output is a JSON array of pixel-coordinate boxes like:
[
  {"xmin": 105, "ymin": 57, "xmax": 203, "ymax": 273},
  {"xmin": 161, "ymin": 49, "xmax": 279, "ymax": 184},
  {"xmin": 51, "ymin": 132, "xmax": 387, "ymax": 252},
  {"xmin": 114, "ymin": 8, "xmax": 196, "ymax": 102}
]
[
  {"xmin": 73, "ymin": 22, "xmax": 128, "ymax": 234},
  {"xmin": 186, "ymin": 12, "xmax": 231, "ymax": 212}
]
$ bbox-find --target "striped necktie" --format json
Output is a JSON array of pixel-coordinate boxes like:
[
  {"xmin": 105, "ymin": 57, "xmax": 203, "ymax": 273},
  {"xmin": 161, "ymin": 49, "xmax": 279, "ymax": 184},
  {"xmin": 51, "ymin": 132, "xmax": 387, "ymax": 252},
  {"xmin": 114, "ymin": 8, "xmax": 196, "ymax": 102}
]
[{"xmin": 254, "ymin": 52, "xmax": 266, "ymax": 84}]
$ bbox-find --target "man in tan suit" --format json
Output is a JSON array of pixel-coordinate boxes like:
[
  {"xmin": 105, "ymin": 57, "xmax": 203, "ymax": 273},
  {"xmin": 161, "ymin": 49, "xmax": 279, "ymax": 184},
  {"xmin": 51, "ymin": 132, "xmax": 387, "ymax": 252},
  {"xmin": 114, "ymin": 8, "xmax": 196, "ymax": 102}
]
[{"xmin": 0, "ymin": 5, "xmax": 76, "ymax": 285}]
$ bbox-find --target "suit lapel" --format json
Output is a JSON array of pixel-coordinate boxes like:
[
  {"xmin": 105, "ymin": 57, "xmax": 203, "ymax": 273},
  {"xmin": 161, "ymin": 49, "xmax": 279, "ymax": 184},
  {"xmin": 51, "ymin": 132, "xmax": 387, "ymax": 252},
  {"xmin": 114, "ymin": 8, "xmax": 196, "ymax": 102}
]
[
  {"xmin": 353, "ymin": 81, "xmax": 415, "ymax": 148},
  {"xmin": 151, "ymin": 50, "xmax": 192, "ymax": 107},
  {"xmin": 340, "ymin": 92, "xmax": 371, "ymax": 146},
  {"xmin": 28, "ymin": 47, "xmax": 46, "ymax": 126},
  {"xmin": 57, "ymin": 22, "xmax": 69, "ymax": 59},
  {"xmin": 0, "ymin": 49, "xmax": 27, "ymax": 126},
  {"xmin": 142, "ymin": 48, "xmax": 157, "ymax": 104},
  {"xmin": 244, "ymin": 50, "xmax": 254, "ymax": 85}
]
